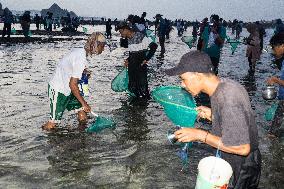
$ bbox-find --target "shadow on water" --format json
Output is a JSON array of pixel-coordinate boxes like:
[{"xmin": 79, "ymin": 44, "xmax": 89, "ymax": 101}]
[
  {"xmin": 116, "ymin": 98, "xmax": 151, "ymax": 143},
  {"xmin": 45, "ymin": 131, "xmax": 93, "ymax": 187}
]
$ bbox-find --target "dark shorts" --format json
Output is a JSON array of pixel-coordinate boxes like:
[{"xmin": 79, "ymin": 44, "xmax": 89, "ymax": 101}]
[
  {"xmin": 224, "ymin": 149, "xmax": 261, "ymax": 189},
  {"xmin": 210, "ymin": 56, "xmax": 220, "ymax": 74},
  {"xmin": 271, "ymin": 100, "xmax": 284, "ymax": 137}
]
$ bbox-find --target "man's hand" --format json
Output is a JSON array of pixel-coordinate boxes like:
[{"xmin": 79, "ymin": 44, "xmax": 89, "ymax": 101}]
[
  {"xmin": 196, "ymin": 106, "xmax": 212, "ymax": 121},
  {"xmin": 267, "ymin": 76, "xmax": 279, "ymax": 85},
  {"xmin": 124, "ymin": 59, "xmax": 129, "ymax": 67},
  {"xmin": 82, "ymin": 102, "xmax": 91, "ymax": 113},
  {"xmin": 174, "ymin": 128, "xmax": 206, "ymax": 143},
  {"xmin": 141, "ymin": 60, "xmax": 148, "ymax": 66}
]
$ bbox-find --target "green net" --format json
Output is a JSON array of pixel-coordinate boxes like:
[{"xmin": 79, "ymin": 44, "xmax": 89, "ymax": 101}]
[
  {"xmin": 28, "ymin": 30, "xmax": 32, "ymax": 37},
  {"xmin": 111, "ymin": 68, "xmax": 129, "ymax": 92},
  {"xmin": 226, "ymin": 37, "xmax": 241, "ymax": 54},
  {"xmin": 83, "ymin": 27, "xmax": 88, "ymax": 33},
  {"xmin": 181, "ymin": 36, "xmax": 196, "ymax": 49},
  {"xmin": 146, "ymin": 29, "xmax": 156, "ymax": 43},
  {"xmin": 152, "ymin": 86, "xmax": 198, "ymax": 127},
  {"xmin": 85, "ymin": 116, "xmax": 116, "ymax": 133},
  {"xmin": 264, "ymin": 103, "xmax": 278, "ymax": 121},
  {"xmin": 11, "ymin": 27, "xmax": 16, "ymax": 35}
]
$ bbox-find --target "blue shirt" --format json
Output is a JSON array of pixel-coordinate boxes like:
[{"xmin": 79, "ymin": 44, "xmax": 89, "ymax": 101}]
[{"xmin": 278, "ymin": 59, "xmax": 284, "ymax": 100}]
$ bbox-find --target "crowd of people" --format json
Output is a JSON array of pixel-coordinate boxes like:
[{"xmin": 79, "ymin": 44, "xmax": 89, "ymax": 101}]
[{"xmin": 1, "ymin": 7, "xmax": 284, "ymax": 188}]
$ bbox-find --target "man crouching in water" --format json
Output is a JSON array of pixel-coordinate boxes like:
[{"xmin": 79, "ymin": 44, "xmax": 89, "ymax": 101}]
[{"xmin": 42, "ymin": 32, "xmax": 106, "ymax": 131}]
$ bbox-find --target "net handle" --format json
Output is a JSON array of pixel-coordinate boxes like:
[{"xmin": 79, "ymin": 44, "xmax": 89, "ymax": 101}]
[
  {"xmin": 91, "ymin": 111, "xmax": 99, "ymax": 117},
  {"xmin": 74, "ymin": 107, "xmax": 99, "ymax": 117}
]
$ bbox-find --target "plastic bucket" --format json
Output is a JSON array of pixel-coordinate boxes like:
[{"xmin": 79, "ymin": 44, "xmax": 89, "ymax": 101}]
[{"xmin": 195, "ymin": 156, "xmax": 233, "ymax": 189}]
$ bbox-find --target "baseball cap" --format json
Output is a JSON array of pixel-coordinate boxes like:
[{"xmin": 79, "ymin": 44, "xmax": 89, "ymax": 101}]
[
  {"xmin": 116, "ymin": 21, "xmax": 130, "ymax": 30},
  {"xmin": 155, "ymin": 14, "xmax": 163, "ymax": 18},
  {"xmin": 165, "ymin": 51, "xmax": 214, "ymax": 76}
]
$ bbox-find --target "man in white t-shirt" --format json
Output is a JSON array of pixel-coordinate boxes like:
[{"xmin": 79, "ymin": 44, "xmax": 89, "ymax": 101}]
[{"xmin": 42, "ymin": 32, "xmax": 106, "ymax": 131}]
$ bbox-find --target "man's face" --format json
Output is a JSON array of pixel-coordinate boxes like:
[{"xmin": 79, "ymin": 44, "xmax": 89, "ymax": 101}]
[
  {"xmin": 180, "ymin": 72, "xmax": 203, "ymax": 97},
  {"xmin": 119, "ymin": 29, "xmax": 128, "ymax": 38},
  {"xmin": 90, "ymin": 41, "xmax": 105, "ymax": 55},
  {"xmin": 96, "ymin": 42, "xmax": 105, "ymax": 54},
  {"xmin": 272, "ymin": 44, "xmax": 284, "ymax": 59}
]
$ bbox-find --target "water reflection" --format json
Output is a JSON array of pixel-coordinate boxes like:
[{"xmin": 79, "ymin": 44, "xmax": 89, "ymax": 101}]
[
  {"xmin": 46, "ymin": 131, "xmax": 92, "ymax": 186},
  {"xmin": 117, "ymin": 98, "xmax": 151, "ymax": 143},
  {"xmin": 240, "ymin": 73, "xmax": 257, "ymax": 97}
]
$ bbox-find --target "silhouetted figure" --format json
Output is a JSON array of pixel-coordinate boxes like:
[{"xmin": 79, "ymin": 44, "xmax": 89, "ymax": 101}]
[
  {"xmin": 106, "ymin": 18, "xmax": 112, "ymax": 39},
  {"xmin": 2, "ymin": 8, "xmax": 14, "ymax": 38},
  {"xmin": 46, "ymin": 12, "xmax": 53, "ymax": 32},
  {"xmin": 21, "ymin": 11, "xmax": 31, "ymax": 38},
  {"xmin": 256, "ymin": 21, "xmax": 266, "ymax": 51},
  {"xmin": 34, "ymin": 14, "xmax": 40, "ymax": 30}
]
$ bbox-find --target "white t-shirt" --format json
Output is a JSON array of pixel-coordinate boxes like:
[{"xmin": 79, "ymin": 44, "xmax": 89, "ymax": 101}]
[{"xmin": 49, "ymin": 48, "xmax": 88, "ymax": 96}]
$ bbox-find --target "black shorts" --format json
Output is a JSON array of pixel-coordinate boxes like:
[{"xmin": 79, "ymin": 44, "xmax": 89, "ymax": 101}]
[{"xmin": 223, "ymin": 149, "xmax": 261, "ymax": 189}]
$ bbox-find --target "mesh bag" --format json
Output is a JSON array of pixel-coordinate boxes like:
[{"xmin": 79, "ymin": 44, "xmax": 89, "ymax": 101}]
[
  {"xmin": 152, "ymin": 86, "xmax": 198, "ymax": 127},
  {"xmin": 111, "ymin": 68, "xmax": 129, "ymax": 92},
  {"xmin": 264, "ymin": 103, "xmax": 278, "ymax": 121},
  {"xmin": 181, "ymin": 36, "xmax": 196, "ymax": 49},
  {"xmin": 226, "ymin": 37, "xmax": 241, "ymax": 54},
  {"xmin": 11, "ymin": 27, "xmax": 16, "ymax": 35},
  {"xmin": 86, "ymin": 116, "xmax": 116, "ymax": 133},
  {"xmin": 83, "ymin": 27, "xmax": 88, "ymax": 33},
  {"xmin": 146, "ymin": 29, "xmax": 156, "ymax": 43}
]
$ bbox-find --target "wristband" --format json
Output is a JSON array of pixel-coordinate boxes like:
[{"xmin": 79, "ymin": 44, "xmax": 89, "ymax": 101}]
[{"xmin": 204, "ymin": 131, "xmax": 209, "ymax": 143}]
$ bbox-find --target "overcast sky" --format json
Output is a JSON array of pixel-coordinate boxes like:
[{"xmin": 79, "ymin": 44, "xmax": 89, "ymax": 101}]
[{"xmin": 1, "ymin": 0, "xmax": 284, "ymax": 21}]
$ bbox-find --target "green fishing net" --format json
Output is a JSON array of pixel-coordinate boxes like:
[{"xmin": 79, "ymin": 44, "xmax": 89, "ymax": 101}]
[
  {"xmin": 226, "ymin": 37, "xmax": 241, "ymax": 54},
  {"xmin": 28, "ymin": 30, "xmax": 32, "ymax": 37},
  {"xmin": 181, "ymin": 36, "xmax": 196, "ymax": 49},
  {"xmin": 146, "ymin": 29, "xmax": 156, "ymax": 43},
  {"xmin": 111, "ymin": 68, "xmax": 129, "ymax": 92},
  {"xmin": 85, "ymin": 116, "xmax": 116, "ymax": 133},
  {"xmin": 83, "ymin": 27, "xmax": 88, "ymax": 33},
  {"xmin": 11, "ymin": 27, "xmax": 16, "ymax": 35},
  {"xmin": 264, "ymin": 103, "xmax": 278, "ymax": 121},
  {"xmin": 152, "ymin": 86, "xmax": 198, "ymax": 127}
]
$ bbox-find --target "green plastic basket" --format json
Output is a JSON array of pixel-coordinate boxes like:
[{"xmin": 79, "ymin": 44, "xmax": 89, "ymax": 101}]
[{"xmin": 152, "ymin": 86, "xmax": 198, "ymax": 127}]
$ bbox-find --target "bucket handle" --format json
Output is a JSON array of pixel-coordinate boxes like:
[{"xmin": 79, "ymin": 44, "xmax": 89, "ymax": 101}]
[{"xmin": 215, "ymin": 139, "xmax": 222, "ymax": 158}]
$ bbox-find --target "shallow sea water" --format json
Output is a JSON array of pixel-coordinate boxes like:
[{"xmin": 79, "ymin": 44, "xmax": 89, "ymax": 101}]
[{"xmin": 0, "ymin": 25, "xmax": 283, "ymax": 188}]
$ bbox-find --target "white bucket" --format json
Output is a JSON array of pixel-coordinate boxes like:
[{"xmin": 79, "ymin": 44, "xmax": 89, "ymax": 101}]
[{"xmin": 195, "ymin": 156, "xmax": 233, "ymax": 189}]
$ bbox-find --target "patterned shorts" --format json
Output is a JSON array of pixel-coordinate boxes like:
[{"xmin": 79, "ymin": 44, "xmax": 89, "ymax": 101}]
[{"xmin": 48, "ymin": 85, "xmax": 82, "ymax": 123}]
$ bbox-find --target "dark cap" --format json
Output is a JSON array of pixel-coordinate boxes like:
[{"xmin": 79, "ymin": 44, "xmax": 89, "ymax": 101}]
[
  {"xmin": 165, "ymin": 51, "xmax": 214, "ymax": 76},
  {"xmin": 155, "ymin": 14, "xmax": 163, "ymax": 18},
  {"xmin": 116, "ymin": 21, "xmax": 130, "ymax": 30}
]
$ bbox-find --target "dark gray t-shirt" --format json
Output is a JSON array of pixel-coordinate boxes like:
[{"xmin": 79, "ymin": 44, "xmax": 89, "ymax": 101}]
[{"xmin": 210, "ymin": 79, "xmax": 259, "ymax": 150}]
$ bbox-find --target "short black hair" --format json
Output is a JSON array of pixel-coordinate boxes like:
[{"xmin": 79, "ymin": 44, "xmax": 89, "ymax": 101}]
[
  {"xmin": 270, "ymin": 32, "xmax": 284, "ymax": 47},
  {"xmin": 210, "ymin": 14, "xmax": 219, "ymax": 22},
  {"xmin": 116, "ymin": 21, "xmax": 131, "ymax": 30}
]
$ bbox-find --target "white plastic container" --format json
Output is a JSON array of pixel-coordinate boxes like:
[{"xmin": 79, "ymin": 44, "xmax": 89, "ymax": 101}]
[{"xmin": 195, "ymin": 156, "xmax": 233, "ymax": 189}]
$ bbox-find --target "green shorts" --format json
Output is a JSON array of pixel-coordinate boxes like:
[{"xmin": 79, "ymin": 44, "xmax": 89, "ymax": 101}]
[{"xmin": 48, "ymin": 85, "xmax": 82, "ymax": 123}]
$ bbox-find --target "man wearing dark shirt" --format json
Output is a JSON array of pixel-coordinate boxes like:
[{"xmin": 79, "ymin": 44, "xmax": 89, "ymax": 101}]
[
  {"xmin": 117, "ymin": 22, "xmax": 157, "ymax": 98},
  {"xmin": 165, "ymin": 51, "xmax": 261, "ymax": 189}
]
